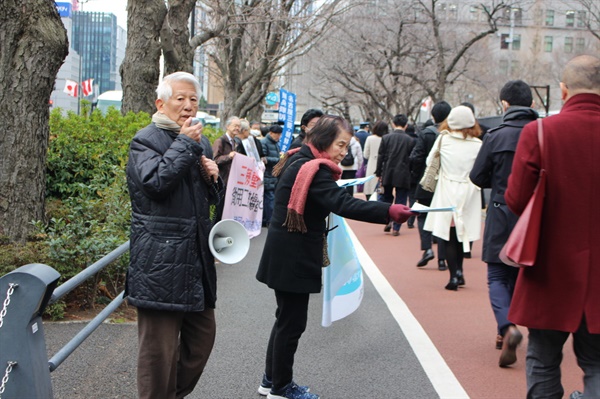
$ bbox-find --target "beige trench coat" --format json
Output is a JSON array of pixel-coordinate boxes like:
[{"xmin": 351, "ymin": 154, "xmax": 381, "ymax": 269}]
[
  {"xmin": 424, "ymin": 131, "xmax": 482, "ymax": 252},
  {"xmin": 363, "ymin": 135, "xmax": 382, "ymax": 195}
]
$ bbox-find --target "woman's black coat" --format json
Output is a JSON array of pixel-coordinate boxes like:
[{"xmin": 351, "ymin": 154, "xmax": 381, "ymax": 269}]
[{"xmin": 256, "ymin": 145, "xmax": 390, "ymax": 294}]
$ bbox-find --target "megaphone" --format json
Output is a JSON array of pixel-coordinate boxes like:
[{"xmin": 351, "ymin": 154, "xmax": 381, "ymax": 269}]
[{"xmin": 209, "ymin": 219, "xmax": 250, "ymax": 264}]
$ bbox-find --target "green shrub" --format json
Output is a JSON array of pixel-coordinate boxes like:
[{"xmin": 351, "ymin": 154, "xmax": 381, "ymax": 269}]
[{"xmin": 3, "ymin": 108, "xmax": 224, "ymax": 318}]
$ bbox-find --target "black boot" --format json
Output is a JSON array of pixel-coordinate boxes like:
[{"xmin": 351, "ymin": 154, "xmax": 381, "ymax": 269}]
[
  {"xmin": 445, "ymin": 277, "xmax": 459, "ymax": 291},
  {"xmin": 445, "ymin": 257, "xmax": 458, "ymax": 290},
  {"xmin": 438, "ymin": 259, "xmax": 447, "ymax": 271},
  {"xmin": 456, "ymin": 269, "xmax": 465, "ymax": 286}
]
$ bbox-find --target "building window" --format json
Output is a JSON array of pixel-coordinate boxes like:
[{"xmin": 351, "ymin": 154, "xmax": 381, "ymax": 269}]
[
  {"xmin": 544, "ymin": 36, "xmax": 553, "ymax": 52},
  {"xmin": 448, "ymin": 4, "xmax": 457, "ymax": 20},
  {"xmin": 576, "ymin": 37, "xmax": 585, "ymax": 52},
  {"xmin": 513, "ymin": 8, "xmax": 523, "ymax": 25},
  {"xmin": 545, "ymin": 10, "xmax": 555, "ymax": 26},
  {"xmin": 438, "ymin": 3, "xmax": 447, "ymax": 20},
  {"xmin": 469, "ymin": 5, "xmax": 478, "ymax": 20},
  {"xmin": 566, "ymin": 10, "xmax": 575, "ymax": 27},
  {"xmin": 577, "ymin": 11, "xmax": 587, "ymax": 27},
  {"xmin": 500, "ymin": 34, "xmax": 510, "ymax": 50},
  {"xmin": 565, "ymin": 37, "xmax": 573, "ymax": 53},
  {"xmin": 512, "ymin": 34, "xmax": 521, "ymax": 50},
  {"xmin": 510, "ymin": 60, "xmax": 519, "ymax": 75},
  {"xmin": 499, "ymin": 60, "xmax": 509, "ymax": 75}
]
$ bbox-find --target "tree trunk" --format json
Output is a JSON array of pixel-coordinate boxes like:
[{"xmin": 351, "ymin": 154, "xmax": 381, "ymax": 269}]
[
  {"xmin": 0, "ymin": 0, "xmax": 68, "ymax": 243},
  {"xmin": 120, "ymin": 0, "xmax": 166, "ymax": 115},
  {"xmin": 161, "ymin": 0, "xmax": 196, "ymax": 75}
]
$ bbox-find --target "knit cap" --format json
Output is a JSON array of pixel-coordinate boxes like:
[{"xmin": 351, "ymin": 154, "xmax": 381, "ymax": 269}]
[{"xmin": 447, "ymin": 105, "xmax": 475, "ymax": 130}]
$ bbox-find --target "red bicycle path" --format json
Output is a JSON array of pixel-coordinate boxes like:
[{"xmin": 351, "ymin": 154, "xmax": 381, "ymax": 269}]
[{"xmin": 346, "ymin": 212, "xmax": 583, "ymax": 399}]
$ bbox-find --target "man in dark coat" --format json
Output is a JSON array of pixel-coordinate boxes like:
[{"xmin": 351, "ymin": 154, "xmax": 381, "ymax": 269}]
[
  {"xmin": 212, "ymin": 116, "xmax": 241, "ymax": 186},
  {"xmin": 125, "ymin": 72, "xmax": 223, "ymax": 399},
  {"xmin": 470, "ymin": 80, "xmax": 538, "ymax": 367},
  {"xmin": 505, "ymin": 55, "xmax": 600, "ymax": 399},
  {"xmin": 354, "ymin": 122, "xmax": 371, "ymax": 149},
  {"xmin": 261, "ymin": 124, "xmax": 282, "ymax": 226},
  {"xmin": 409, "ymin": 101, "xmax": 451, "ymax": 269},
  {"xmin": 376, "ymin": 114, "xmax": 415, "ymax": 236},
  {"xmin": 289, "ymin": 108, "xmax": 323, "ymax": 150}
]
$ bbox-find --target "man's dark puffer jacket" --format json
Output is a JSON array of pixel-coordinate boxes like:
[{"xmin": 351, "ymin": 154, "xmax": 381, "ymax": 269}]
[{"xmin": 125, "ymin": 123, "xmax": 222, "ymax": 312}]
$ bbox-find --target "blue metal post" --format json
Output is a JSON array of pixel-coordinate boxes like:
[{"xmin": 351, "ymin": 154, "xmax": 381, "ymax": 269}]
[{"xmin": 0, "ymin": 264, "xmax": 60, "ymax": 398}]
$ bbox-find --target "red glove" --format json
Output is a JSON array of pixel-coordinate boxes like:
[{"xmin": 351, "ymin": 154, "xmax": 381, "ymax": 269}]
[{"xmin": 388, "ymin": 204, "xmax": 416, "ymax": 224}]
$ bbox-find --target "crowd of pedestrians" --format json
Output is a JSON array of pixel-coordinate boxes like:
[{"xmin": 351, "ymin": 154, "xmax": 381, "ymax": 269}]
[{"xmin": 122, "ymin": 54, "xmax": 600, "ymax": 399}]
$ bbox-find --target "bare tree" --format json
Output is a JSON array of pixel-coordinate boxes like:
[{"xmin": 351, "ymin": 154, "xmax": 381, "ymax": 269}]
[
  {"xmin": 121, "ymin": 0, "xmax": 345, "ymax": 120},
  {"xmin": 568, "ymin": 0, "xmax": 600, "ymax": 41},
  {"xmin": 120, "ymin": 0, "xmax": 167, "ymax": 114},
  {"xmin": 313, "ymin": 0, "xmax": 522, "ymax": 121},
  {"xmin": 199, "ymin": 0, "xmax": 347, "ymax": 121},
  {"xmin": 0, "ymin": 0, "xmax": 68, "ymax": 243},
  {"xmin": 313, "ymin": 2, "xmax": 426, "ymax": 122},
  {"xmin": 121, "ymin": 0, "xmax": 226, "ymax": 115}
]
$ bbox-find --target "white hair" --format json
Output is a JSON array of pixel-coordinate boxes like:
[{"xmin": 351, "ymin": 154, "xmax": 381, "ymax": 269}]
[
  {"xmin": 155, "ymin": 72, "xmax": 202, "ymax": 102},
  {"xmin": 240, "ymin": 119, "xmax": 250, "ymax": 131},
  {"xmin": 225, "ymin": 116, "xmax": 240, "ymax": 128}
]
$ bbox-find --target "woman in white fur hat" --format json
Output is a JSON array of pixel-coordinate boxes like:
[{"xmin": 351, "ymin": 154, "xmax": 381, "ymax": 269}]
[{"xmin": 424, "ymin": 105, "xmax": 483, "ymax": 291}]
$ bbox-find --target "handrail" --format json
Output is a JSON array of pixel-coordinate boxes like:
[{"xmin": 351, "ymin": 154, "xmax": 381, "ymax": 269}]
[
  {"xmin": 50, "ymin": 241, "xmax": 130, "ymax": 304},
  {"xmin": 48, "ymin": 291, "xmax": 125, "ymax": 371}
]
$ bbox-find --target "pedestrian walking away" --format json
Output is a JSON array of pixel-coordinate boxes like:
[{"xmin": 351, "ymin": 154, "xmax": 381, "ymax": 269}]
[
  {"xmin": 423, "ymin": 105, "xmax": 482, "ymax": 291},
  {"xmin": 470, "ymin": 79, "xmax": 538, "ymax": 367},
  {"xmin": 505, "ymin": 54, "xmax": 600, "ymax": 399}
]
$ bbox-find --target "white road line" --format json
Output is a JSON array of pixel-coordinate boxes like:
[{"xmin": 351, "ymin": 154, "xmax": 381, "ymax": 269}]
[{"xmin": 346, "ymin": 224, "xmax": 470, "ymax": 399}]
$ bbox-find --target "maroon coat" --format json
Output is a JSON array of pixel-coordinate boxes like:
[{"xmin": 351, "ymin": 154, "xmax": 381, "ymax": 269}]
[{"xmin": 505, "ymin": 93, "xmax": 600, "ymax": 334}]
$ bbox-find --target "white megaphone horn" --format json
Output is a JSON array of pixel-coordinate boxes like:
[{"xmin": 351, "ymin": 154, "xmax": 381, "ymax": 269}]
[{"xmin": 208, "ymin": 219, "xmax": 250, "ymax": 264}]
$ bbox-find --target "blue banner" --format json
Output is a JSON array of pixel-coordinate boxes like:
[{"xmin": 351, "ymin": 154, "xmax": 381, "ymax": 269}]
[
  {"xmin": 277, "ymin": 88, "xmax": 296, "ymax": 153},
  {"xmin": 55, "ymin": 2, "xmax": 72, "ymax": 17},
  {"xmin": 322, "ymin": 214, "xmax": 364, "ymax": 327}
]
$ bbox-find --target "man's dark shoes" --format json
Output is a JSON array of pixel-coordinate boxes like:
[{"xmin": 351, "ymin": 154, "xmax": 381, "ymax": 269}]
[
  {"xmin": 499, "ymin": 325, "xmax": 523, "ymax": 367},
  {"xmin": 417, "ymin": 249, "xmax": 435, "ymax": 267},
  {"xmin": 456, "ymin": 270, "xmax": 465, "ymax": 286},
  {"xmin": 438, "ymin": 260, "xmax": 447, "ymax": 271},
  {"xmin": 444, "ymin": 277, "xmax": 459, "ymax": 291},
  {"xmin": 495, "ymin": 334, "xmax": 503, "ymax": 350},
  {"xmin": 383, "ymin": 222, "xmax": 392, "ymax": 232}
]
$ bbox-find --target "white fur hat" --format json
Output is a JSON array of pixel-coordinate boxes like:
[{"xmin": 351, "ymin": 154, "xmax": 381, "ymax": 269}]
[{"xmin": 447, "ymin": 105, "xmax": 476, "ymax": 130}]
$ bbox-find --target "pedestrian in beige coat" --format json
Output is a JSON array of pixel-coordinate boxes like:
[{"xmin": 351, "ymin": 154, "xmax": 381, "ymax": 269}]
[{"xmin": 424, "ymin": 105, "xmax": 482, "ymax": 290}]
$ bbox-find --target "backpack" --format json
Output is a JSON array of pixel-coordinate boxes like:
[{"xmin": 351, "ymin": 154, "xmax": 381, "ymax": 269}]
[{"xmin": 341, "ymin": 147, "xmax": 354, "ymax": 166}]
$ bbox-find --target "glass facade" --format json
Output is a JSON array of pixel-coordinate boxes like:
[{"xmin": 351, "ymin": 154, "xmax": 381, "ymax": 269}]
[{"xmin": 72, "ymin": 11, "xmax": 118, "ymax": 95}]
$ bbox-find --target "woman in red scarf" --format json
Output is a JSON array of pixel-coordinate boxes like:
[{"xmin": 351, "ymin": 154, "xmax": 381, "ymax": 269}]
[{"xmin": 255, "ymin": 115, "xmax": 414, "ymax": 399}]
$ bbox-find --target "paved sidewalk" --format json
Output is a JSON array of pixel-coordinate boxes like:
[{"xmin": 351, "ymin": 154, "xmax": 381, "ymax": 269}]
[
  {"xmin": 45, "ymin": 216, "xmax": 584, "ymax": 398},
  {"xmin": 46, "ymin": 229, "xmax": 437, "ymax": 399}
]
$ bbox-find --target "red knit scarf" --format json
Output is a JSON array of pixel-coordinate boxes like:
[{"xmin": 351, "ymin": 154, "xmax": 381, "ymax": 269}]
[{"xmin": 280, "ymin": 144, "xmax": 342, "ymax": 233}]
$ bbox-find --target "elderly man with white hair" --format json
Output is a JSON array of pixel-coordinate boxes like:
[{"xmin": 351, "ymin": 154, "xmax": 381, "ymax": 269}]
[{"xmin": 125, "ymin": 71, "xmax": 223, "ymax": 399}]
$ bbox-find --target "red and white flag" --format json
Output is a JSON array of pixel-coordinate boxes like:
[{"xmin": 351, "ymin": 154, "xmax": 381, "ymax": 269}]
[
  {"xmin": 63, "ymin": 79, "xmax": 78, "ymax": 97},
  {"xmin": 81, "ymin": 78, "xmax": 94, "ymax": 97}
]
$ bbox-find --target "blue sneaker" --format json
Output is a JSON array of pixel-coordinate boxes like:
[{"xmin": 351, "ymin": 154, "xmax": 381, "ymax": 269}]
[
  {"xmin": 258, "ymin": 375, "xmax": 310, "ymax": 397},
  {"xmin": 267, "ymin": 381, "xmax": 319, "ymax": 399}
]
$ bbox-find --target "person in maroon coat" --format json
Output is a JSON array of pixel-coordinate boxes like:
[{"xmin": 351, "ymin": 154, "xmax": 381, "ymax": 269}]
[{"xmin": 505, "ymin": 54, "xmax": 600, "ymax": 399}]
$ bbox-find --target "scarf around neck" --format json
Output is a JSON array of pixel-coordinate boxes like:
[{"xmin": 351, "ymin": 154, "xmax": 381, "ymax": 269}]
[
  {"xmin": 152, "ymin": 112, "xmax": 181, "ymax": 133},
  {"xmin": 283, "ymin": 143, "xmax": 342, "ymax": 233}
]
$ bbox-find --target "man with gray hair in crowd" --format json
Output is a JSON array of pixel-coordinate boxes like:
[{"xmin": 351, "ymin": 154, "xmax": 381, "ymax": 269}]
[{"xmin": 126, "ymin": 71, "xmax": 223, "ymax": 399}]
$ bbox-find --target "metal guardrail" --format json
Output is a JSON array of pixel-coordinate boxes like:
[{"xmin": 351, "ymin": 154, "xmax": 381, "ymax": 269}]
[{"xmin": 0, "ymin": 241, "xmax": 130, "ymax": 398}]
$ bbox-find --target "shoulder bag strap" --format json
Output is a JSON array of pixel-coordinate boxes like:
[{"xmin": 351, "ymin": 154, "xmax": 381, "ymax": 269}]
[{"xmin": 537, "ymin": 118, "xmax": 544, "ymax": 170}]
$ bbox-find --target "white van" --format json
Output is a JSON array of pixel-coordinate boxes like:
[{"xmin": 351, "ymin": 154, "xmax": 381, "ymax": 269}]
[{"xmin": 96, "ymin": 90, "xmax": 122, "ymax": 113}]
